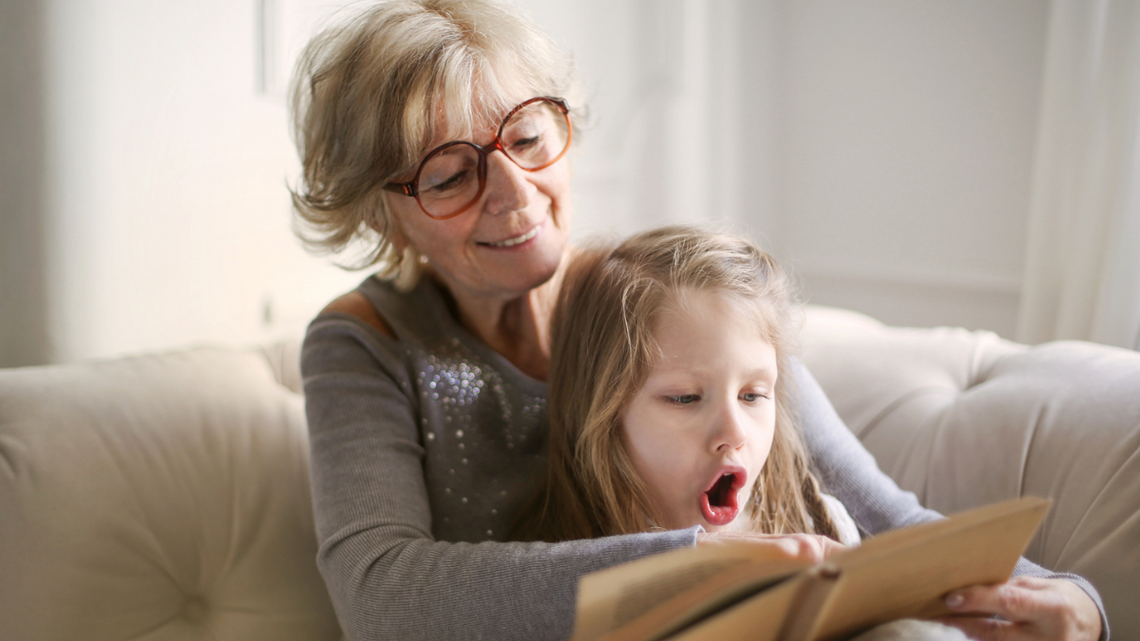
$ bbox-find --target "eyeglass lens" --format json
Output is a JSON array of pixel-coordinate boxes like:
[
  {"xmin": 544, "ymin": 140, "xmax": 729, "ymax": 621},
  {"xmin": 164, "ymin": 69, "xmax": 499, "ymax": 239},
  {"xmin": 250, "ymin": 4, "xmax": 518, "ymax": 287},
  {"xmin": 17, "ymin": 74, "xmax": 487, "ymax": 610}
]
[{"xmin": 415, "ymin": 99, "xmax": 570, "ymax": 218}]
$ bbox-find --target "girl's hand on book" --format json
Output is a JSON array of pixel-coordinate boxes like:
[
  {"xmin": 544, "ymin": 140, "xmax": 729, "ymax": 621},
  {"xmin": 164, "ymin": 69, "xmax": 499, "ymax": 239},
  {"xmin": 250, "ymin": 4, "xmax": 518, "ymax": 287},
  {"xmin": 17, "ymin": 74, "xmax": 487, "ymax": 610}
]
[
  {"xmin": 939, "ymin": 576, "xmax": 1102, "ymax": 641},
  {"xmin": 694, "ymin": 531, "xmax": 848, "ymax": 564}
]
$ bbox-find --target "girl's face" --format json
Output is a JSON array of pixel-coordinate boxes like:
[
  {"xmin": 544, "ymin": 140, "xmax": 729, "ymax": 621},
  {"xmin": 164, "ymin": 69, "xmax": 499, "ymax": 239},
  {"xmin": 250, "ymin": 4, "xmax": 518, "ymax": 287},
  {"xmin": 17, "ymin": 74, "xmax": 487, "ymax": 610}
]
[{"xmin": 620, "ymin": 289, "xmax": 778, "ymax": 532}]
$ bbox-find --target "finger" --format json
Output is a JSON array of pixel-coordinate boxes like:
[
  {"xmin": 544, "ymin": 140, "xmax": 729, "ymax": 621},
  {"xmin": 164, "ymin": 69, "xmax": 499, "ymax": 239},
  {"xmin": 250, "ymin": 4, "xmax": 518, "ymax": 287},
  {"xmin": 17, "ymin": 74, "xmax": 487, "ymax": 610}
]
[
  {"xmin": 787, "ymin": 534, "xmax": 831, "ymax": 564},
  {"xmin": 816, "ymin": 535, "xmax": 849, "ymax": 560},
  {"xmin": 749, "ymin": 533, "xmax": 823, "ymax": 563},
  {"xmin": 945, "ymin": 583, "xmax": 1037, "ymax": 622},
  {"xmin": 694, "ymin": 532, "xmax": 821, "ymax": 563},
  {"xmin": 772, "ymin": 533, "xmax": 850, "ymax": 563},
  {"xmin": 752, "ymin": 534, "xmax": 823, "ymax": 564}
]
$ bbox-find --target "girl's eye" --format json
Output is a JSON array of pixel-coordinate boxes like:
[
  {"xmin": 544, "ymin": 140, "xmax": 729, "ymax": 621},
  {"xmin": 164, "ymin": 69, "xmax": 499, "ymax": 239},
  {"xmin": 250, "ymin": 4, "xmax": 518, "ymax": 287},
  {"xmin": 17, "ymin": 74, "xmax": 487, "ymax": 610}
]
[
  {"xmin": 740, "ymin": 392, "xmax": 771, "ymax": 403},
  {"xmin": 666, "ymin": 394, "xmax": 700, "ymax": 405}
]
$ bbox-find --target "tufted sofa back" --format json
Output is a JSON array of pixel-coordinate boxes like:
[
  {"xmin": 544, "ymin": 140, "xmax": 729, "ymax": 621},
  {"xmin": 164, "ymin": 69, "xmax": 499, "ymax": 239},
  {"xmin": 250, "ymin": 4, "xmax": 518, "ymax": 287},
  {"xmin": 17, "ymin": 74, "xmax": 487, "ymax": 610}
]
[
  {"xmin": 800, "ymin": 306, "xmax": 1140, "ymax": 640},
  {"xmin": 0, "ymin": 343, "xmax": 340, "ymax": 641}
]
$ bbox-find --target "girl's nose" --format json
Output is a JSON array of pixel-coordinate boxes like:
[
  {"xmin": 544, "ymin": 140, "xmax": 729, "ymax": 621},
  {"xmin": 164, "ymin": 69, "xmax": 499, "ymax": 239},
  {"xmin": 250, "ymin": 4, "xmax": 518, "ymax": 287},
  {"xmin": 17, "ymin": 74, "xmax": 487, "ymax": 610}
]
[
  {"xmin": 714, "ymin": 403, "xmax": 748, "ymax": 453},
  {"xmin": 482, "ymin": 151, "xmax": 532, "ymax": 215}
]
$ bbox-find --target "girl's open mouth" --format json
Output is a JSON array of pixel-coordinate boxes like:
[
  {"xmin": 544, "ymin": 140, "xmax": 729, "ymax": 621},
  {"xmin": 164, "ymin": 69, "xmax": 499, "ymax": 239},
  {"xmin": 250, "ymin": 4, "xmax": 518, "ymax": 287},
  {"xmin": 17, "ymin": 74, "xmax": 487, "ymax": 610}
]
[{"xmin": 699, "ymin": 466, "xmax": 747, "ymax": 526}]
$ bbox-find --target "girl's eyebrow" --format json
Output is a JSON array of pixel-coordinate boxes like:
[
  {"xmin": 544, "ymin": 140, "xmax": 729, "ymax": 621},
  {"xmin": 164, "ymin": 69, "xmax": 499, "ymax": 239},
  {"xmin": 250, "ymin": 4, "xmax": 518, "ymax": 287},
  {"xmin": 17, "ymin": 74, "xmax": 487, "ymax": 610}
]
[
  {"xmin": 741, "ymin": 365, "xmax": 778, "ymax": 381},
  {"xmin": 645, "ymin": 363, "xmax": 777, "ymax": 382}
]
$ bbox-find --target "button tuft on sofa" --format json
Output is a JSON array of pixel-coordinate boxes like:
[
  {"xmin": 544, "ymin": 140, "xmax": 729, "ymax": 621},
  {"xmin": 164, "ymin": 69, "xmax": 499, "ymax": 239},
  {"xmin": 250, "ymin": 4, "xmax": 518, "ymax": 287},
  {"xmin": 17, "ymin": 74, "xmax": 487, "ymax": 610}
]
[
  {"xmin": 182, "ymin": 597, "xmax": 206, "ymax": 623},
  {"xmin": 0, "ymin": 346, "xmax": 342, "ymax": 641}
]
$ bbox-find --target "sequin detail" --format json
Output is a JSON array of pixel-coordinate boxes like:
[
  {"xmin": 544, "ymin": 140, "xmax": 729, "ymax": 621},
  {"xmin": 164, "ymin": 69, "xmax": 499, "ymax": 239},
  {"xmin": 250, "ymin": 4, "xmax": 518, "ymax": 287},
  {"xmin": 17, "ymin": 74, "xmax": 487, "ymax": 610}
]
[{"xmin": 411, "ymin": 332, "xmax": 547, "ymax": 544}]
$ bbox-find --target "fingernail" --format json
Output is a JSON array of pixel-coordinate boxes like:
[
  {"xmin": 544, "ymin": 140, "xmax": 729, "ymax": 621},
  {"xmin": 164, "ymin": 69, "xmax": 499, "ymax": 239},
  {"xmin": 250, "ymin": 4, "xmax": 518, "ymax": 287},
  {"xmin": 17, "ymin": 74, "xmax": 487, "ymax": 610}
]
[{"xmin": 945, "ymin": 593, "xmax": 965, "ymax": 609}]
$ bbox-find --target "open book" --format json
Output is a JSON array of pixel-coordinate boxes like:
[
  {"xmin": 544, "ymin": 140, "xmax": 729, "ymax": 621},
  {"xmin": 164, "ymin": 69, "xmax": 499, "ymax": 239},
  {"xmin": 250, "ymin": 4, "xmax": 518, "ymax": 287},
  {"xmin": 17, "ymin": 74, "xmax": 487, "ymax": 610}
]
[{"xmin": 571, "ymin": 496, "xmax": 1049, "ymax": 641}]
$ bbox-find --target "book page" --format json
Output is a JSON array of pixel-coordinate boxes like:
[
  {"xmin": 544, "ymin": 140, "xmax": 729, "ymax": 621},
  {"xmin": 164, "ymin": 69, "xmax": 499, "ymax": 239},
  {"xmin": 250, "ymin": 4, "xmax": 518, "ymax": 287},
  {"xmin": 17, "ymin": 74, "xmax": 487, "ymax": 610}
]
[
  {"xmin": 611, "ymin": 558, "xmax": 742, "ymax": 629},
  {"xmin": 572, "ymin": 544, "xmax": 809, "ymax": 641},
  {"xmin": 808, "ymin": 496, "xmax": 1050, "ymax": 641},
  {"xmin": 574, "ymin": 497, "xmax": 1044, "ymax": 638},
  {"xmin": 577, "ymin": 496, "xmax": 1049, "ymax": 641}
]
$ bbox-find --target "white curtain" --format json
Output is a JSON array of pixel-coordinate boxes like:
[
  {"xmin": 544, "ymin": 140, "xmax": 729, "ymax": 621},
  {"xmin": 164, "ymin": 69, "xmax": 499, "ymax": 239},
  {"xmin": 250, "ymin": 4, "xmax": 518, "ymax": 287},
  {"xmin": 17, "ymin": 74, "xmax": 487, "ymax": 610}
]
[{"xmin": 1017, "ymin": 0, "xmax": 1140, "ymax": 350}]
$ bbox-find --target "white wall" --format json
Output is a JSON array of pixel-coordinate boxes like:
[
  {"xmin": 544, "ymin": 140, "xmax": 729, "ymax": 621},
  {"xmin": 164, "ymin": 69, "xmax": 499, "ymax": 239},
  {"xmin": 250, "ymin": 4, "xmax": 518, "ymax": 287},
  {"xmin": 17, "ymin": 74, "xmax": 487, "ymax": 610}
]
[
  {"xmin": 2, "ymin": 0, "xmax": 363, "ymax": 366},
  {"xmin": 1, "ymin": 0, "xmax": 1049, "ymax": 366},
  {"xmin": 770, "ymin": 1, "xmax": 1047, "ymax": 338},
  {"xmin": 527, "ymin": 0, "xmax": 1048, "ymax": 339}
]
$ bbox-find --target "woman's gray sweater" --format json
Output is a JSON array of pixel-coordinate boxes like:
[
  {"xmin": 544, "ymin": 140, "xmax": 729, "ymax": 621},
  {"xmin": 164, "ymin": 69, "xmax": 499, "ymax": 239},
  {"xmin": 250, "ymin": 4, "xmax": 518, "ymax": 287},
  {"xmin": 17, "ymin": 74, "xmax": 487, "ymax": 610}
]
[{"xmin": 301, "ymin": 275, "xmax": 1107, "ymax": 641}]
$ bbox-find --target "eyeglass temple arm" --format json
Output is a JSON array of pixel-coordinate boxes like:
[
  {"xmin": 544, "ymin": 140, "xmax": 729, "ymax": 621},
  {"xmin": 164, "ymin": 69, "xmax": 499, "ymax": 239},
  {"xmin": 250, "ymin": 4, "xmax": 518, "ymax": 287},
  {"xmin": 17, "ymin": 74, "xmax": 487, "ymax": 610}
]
[{"xmin": 382, "ymin": 182, "xmax": 416, "ymax": 197}]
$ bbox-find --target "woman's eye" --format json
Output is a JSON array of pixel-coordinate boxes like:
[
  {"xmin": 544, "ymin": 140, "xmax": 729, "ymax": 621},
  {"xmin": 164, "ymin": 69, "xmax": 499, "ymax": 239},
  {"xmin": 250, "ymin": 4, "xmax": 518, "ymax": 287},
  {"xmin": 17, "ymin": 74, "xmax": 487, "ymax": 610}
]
[
  {"xmin": 424, "ymin": 168, "xmax": 472, "ymax": 194},
  {"xmin": 739, "ymin": 392, "xmax": 771, "ymax": 403},
  {"xmin": 509, "ymin": 134, "xmax": 542, "ymax": 152},
  {"xmin": 666, "ymin": 394, "xmax": 700, "ymax": 405}
]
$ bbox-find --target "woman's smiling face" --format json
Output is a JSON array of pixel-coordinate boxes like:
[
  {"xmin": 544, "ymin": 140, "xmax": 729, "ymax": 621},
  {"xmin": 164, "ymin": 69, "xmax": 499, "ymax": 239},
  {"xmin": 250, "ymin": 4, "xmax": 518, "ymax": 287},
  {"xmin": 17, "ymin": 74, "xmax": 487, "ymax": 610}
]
[
  {"xmin": 620, "ymin": 289, "xmax": 778, "ymax": 532},
  {"xmin": 386, "ymin": 97, "xmax": 573, "ymax": 304}
]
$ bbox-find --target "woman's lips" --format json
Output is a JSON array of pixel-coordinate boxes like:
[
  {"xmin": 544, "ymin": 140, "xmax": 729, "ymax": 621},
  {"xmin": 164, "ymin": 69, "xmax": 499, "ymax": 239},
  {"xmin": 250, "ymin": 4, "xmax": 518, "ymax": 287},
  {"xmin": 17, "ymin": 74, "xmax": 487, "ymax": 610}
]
[
  {"xmin": 479, "ymin": 221, "xmax": 543, "ymax": 248},
  {"xmin": 699, "ymin": 465, "xmax": 748, "ymax": 526}
]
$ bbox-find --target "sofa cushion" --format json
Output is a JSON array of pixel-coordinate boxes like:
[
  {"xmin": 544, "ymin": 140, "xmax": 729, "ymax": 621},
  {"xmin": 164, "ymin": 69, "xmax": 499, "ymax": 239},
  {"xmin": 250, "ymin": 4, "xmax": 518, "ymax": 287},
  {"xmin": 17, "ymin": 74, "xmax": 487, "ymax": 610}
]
[
  {"xmin": 0, "ymin": 345, "xmax": 340, "ymax": 641},
  {"xmin": 801, "ymin": 305, "xmax": 1140, "ymax": 641}
]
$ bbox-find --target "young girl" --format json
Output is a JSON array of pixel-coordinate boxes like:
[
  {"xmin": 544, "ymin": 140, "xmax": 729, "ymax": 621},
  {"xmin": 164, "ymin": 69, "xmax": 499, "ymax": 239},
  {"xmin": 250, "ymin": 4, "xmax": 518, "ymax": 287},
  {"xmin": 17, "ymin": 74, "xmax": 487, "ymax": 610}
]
[
  {"xmin": 516, "ymin": 224, "xmax": 971, "ymax": 640},
  {"xmin": 514, "ymin": 225, "xmax": 860, "ymax": 544}
]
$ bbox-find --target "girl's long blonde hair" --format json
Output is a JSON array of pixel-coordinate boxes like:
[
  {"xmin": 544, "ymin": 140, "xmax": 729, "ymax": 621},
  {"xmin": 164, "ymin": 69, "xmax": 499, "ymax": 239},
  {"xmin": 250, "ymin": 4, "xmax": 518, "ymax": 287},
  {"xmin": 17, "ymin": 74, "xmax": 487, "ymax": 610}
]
[{"xmin": 514, "ymin": 226, "xmax": 839, "ymax": 542}]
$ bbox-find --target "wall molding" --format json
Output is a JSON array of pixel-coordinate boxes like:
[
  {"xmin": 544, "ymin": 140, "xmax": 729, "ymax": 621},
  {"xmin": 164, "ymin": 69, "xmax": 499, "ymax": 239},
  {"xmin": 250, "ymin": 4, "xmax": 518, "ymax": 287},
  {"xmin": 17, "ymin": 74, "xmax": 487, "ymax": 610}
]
[{"xmin": 788, "ymin": 253, "xmax": 1023, "ymax": 295}]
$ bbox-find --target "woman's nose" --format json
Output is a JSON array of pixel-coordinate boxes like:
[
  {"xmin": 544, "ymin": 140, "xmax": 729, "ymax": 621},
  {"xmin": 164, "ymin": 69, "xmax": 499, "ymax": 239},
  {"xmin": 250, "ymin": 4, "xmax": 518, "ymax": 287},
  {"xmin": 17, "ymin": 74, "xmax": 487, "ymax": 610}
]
[
  {"xmin": 481, "ymin": 151, "xmax": 533, "ymax": 215},
  {"xmin": 713, "ymin": 403, "xmax": 748, "ymax": 453}
]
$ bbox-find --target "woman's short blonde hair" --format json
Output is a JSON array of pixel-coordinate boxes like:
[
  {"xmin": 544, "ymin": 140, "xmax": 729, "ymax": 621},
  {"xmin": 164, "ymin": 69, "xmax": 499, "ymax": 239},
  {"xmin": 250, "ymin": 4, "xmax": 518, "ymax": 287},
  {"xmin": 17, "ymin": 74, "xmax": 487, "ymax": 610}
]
[
  {"xmin": 513, "ymin": 226, "xmax": 839, "ymax": 542},
  {"xmin": 289, "ymin": 0, "xmax": 584, "ymax": 288}
]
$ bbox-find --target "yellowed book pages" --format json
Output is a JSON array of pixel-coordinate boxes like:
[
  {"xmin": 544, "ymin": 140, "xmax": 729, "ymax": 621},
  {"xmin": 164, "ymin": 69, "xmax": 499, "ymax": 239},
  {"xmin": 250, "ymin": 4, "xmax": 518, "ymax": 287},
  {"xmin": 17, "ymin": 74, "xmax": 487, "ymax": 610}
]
[
  {"xmin": 572, "ymin": 543, "xmax": 811, "ymax": 641},
  {"xmin": 571, "ymin": 496, "xmax": 1050, "ymax": 641},
  {"xmin": 797, "ymin": 496, "xmax": 1050, "ymax": 641}
]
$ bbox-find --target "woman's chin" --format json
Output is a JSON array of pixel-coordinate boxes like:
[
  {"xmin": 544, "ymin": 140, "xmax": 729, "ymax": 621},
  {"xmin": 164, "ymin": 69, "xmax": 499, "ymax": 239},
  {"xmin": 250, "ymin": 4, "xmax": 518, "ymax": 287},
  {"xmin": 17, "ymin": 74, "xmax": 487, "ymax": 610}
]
[
  {"xmin": 493, "ymin": 231, "xmax": 566, "ymax": 291},
  {"xmin": 489, "ymin": 250, "xmax": 562, "ymax": 294}
]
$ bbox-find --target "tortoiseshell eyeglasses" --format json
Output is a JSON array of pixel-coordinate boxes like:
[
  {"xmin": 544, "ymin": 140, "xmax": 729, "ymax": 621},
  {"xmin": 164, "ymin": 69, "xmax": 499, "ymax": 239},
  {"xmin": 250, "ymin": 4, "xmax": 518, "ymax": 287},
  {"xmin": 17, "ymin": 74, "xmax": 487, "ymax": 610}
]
[{"xmin": 383, "ymin": 97, "xmax": 572, "ymax": 220}]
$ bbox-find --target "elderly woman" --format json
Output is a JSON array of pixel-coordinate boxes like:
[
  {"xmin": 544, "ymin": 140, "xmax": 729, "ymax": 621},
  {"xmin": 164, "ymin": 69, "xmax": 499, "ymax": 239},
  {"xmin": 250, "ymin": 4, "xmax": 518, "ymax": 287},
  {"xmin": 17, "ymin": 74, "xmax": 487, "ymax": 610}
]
[{"xmin": 291, "ymin": 1, "xmax": 1106, "ymax": 640}]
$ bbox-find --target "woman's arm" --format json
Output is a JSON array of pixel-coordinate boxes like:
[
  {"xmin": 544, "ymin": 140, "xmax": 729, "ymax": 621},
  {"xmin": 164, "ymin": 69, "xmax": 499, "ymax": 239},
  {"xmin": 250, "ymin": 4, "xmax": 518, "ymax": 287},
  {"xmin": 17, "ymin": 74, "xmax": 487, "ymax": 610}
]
[
  {"xmin": 789, "ymin": 358, "xmax": 1109, "ymax": 640},
  {"xmin": 303, "ymin": 315, "xmax": 698, "ymax": 641},
  {"xmin": 789, "ymin": 357, "xmax": 941, "ymax": 534}
]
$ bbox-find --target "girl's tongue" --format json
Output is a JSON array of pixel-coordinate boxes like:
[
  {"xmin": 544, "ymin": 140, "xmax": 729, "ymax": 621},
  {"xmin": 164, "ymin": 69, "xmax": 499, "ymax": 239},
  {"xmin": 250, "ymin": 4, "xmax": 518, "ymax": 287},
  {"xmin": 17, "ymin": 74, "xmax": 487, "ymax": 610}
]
[{"xmin": 700, "ymin": 472, "xmax": 741, "ymax": 526}]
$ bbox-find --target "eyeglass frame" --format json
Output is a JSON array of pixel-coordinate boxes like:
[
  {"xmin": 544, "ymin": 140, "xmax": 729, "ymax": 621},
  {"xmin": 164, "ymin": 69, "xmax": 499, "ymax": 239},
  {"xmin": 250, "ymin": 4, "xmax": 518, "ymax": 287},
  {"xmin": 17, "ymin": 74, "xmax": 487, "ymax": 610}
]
[{"xmin": 382, "ymin": 96, "xmax": 572, "ymax": 220}]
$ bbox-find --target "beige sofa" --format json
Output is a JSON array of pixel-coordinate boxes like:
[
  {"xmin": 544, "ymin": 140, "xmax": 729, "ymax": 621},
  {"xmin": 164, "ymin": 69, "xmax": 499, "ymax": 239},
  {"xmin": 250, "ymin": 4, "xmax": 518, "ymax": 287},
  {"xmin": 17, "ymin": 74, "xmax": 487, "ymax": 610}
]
[{"xmin": 1, "ymin": 306, "xmax": 1137, "ymax": 640}]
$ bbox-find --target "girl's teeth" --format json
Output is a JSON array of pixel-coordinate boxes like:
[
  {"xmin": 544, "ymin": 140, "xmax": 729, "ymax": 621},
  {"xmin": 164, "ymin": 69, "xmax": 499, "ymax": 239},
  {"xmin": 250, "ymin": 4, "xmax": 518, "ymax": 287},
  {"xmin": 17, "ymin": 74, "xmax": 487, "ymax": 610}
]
[{"xmin": 490, "ymin": 226, "xmax": 539, "ymax": 247}]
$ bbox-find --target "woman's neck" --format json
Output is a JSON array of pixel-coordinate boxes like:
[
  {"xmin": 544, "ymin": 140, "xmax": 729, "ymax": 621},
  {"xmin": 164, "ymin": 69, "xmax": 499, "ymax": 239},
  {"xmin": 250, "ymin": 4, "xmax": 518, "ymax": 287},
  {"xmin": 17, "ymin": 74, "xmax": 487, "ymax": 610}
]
[{"xmin": 440, "ymin": 252, "xmax": 572, "ymax": 382}]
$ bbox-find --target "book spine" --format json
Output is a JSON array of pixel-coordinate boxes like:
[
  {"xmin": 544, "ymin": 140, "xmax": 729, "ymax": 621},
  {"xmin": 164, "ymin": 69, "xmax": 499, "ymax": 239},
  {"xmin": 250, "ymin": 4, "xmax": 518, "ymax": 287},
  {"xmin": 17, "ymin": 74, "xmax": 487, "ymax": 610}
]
[{"xmin": 777, "ymin": 563, "xmax": 842, "ymax": 641}]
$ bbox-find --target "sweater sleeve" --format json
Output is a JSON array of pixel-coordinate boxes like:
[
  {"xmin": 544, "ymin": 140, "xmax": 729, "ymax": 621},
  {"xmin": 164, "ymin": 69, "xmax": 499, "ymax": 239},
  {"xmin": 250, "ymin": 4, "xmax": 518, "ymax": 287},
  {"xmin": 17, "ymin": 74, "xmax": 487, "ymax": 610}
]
[
  {"xmin": 302, "ymin": 315, "xmax": 698, "ymax": 641},
  {"xmin": 790, "ymin": 358, "xmax": 1109, "ymax": 640}
]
